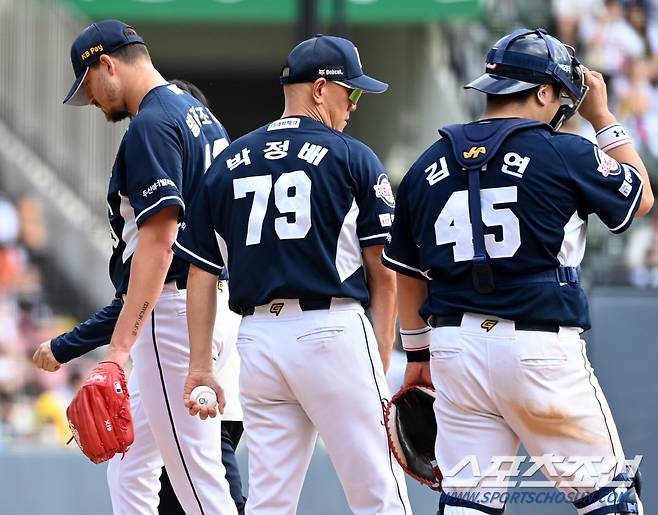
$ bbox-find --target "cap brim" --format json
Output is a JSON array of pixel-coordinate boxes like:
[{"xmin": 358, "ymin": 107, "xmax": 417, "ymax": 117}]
[
  {"xmin": 63, "ymin": 67, "xmax": 90, "ymax": 106},
  {"xmin": 465, "ymin": 73, "xmax": 538, "ymax": 95},
  {"xmin": 338, "ymin": 73, "xmax": 388, "ymax": 93}
]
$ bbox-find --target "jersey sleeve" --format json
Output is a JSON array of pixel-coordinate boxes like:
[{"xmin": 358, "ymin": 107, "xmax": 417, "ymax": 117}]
[
  {"xmin": 174, "ymin": 175, "xmax": 225, "ymax": 275},
  {"xmin": 350, "ymin": 143, "xmax": 396, "ymax": 247},
  {"xmin": 382, "ymin": 172, "xmax": 425, "ymax": 280},
  {"xmin": 124, "ymin": 115, "xmax": 186, "ymax": 227},
  {"xmin": 561, "ymin": 136, "xmax": 644, "ymax": 234},
  {"xmin": 50, "ymin": 298, "xmax": 123, "ymax": 364}
]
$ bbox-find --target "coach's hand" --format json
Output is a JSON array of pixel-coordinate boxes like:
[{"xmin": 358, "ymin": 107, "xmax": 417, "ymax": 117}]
[
  {"xmin": 403, "ymin": 362, "xmax": 432, "ymax": 388},
  {"xmin": 184, "ymin": 369, "xmax": 226, "ymax": 420},
  {"xmin": 33, "ymin": 340, "xmax": 61, "ymax": 372}
]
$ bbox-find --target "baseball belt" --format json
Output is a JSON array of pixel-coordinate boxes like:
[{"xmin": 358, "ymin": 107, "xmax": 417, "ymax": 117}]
[
  {"xmin": 426, "ymin": 314, "xmax": 560, "ymax": 333},
  {"xmin": 240, "ymin": 298, "xmax": 333, "ymax": 317}
]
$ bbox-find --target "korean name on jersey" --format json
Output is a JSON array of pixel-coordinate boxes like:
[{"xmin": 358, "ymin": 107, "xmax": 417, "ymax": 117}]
[
  {"xmin": 384, "ymin": 121, "xmax": 643, "ymax": 329},
  {"xmin": 175, "ymin": 116, "xmax": 395, "ymax": 313}
]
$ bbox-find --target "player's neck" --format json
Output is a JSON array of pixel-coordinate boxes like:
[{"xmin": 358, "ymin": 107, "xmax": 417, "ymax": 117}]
[
  {"xmin": 482, "ymin": 105, "xmax": 533, "ymax": 121},
  {"xmin": 482, "ymin": 100, "xmax": 553, "ymax": 124},
  {"xmin": 281, "ymin": 105, "xmax": 326, "ymax": 126},
  {"xmin": 125, "ymin": 64, "xmax": 168, "ymax": 115}
]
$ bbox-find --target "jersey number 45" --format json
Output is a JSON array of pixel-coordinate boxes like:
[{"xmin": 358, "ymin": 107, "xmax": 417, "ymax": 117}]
[{"xmin": 436, "ymin": 186, "xmax": 521, "ymax": 262}]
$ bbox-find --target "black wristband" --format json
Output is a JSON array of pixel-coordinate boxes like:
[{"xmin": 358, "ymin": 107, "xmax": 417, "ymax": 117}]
[{"xmin": 406, "ymin": 349, "xmax": 430, "ymax": 362}]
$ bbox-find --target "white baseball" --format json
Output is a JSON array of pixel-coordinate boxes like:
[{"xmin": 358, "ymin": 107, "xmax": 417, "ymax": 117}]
[{"xmin": 190, "ymin": 386, "xmax": 217, "ymax": 409}]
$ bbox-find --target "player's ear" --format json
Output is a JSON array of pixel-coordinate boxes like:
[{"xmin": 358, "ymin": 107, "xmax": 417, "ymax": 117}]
[
  {"xmin": 536, "ymin": 84, "xmax": 553, "ymax": 106},
  {"xmin": 311, "ymin": 78, "xmax": 327, "ymax": 105},
  {"xmin": 98, "ymin": 54, "xmax": 116, "ymax": 76}
]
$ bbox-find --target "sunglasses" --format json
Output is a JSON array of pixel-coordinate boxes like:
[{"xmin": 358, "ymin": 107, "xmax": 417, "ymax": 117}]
[{"xmin": 348, "ymin": 88, "xmax": 363, "ymax": 105}]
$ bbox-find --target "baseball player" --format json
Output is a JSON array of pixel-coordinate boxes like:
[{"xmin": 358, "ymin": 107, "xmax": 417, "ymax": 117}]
[
  {"xmin": 174, "ymin": 35, "xmax": 412, "ymax": 515},
  {"xmin": 46, "ymin": 20, "xmax": 239, "ymax": 515},
  {"xmin": 384, "ymin": 28, "xmax": 653, "ymax": 514},
  {"xmin": 33, "ymin": 76, "xmax": 246, "ymax": 514}
]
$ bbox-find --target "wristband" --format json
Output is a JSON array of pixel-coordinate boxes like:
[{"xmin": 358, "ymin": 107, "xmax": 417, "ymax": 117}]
[
  {"xmin": 400, "ymin": 326, "xmax": 431, "ymax": 351},
  {"xmin": 596, "ymin": 124, "xmax": 632, "ymax": 152},
  {"xmin": 406, "ymin": 349, "xmax": 430, "ymax": 362}
]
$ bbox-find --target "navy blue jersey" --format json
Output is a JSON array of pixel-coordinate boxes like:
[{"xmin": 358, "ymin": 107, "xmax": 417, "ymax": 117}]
[
  {"xmin": 107, "ymin": 83, "xmax": 229, "ymax": 296},
  {"xmin": 175, "ymin": 116, "xmax": 394, "ymax": 313},
  {"xmin": 384, "ymin": 119, "xmax": 644, "ymax": 329}
]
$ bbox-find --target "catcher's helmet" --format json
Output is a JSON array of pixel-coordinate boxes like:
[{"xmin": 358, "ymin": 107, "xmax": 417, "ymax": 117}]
[{"xmin": 466, "ymin": 28, "xmax": 589, "ymax": 129}]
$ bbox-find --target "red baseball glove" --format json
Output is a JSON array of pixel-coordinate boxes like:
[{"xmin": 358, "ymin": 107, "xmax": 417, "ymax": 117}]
[
  {"xmin": 66, "ymin": 361, "xmax": 134, "ymax": 464},
  {"xmin": 384, "ymin": 384, "xmax": 442, "ymax": 490}
]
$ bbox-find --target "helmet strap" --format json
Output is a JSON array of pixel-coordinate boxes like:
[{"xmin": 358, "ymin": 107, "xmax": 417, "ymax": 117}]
[{"xmin": 549, "ymin": 83, "xmax": 589, "ymax": 130}]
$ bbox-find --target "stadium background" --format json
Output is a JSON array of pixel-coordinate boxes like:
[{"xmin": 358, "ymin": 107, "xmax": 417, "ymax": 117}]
[{"xmin": 0, "ymin": 0, "xmax": 656, "ymax": 513}]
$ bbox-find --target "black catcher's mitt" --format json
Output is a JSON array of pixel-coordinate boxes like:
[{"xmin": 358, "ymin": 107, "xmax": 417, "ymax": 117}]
[{"xmin": 384, "ymin": 384, "xmax": 442, "ymax": 490}]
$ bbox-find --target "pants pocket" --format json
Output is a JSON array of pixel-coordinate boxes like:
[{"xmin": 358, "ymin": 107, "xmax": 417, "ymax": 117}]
[
  {"xmin": 296, "ymin": 327, "xmax": 344, "ymax": 344},
  {"xmin": 430, "ymin": 348, "xmax": 462, "ymax": 360},
  {"xmin": 519, "ymin": 356, "xmax": 568, "ymax": 368},
  {"xmin": 236, "ymin": 335, "xmax": 256, "ymax": 346}
]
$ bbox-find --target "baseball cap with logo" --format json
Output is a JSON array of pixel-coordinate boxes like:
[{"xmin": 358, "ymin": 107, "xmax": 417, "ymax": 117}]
[
  {"xmin": 280, "ymin": 34, "xmax": 388, "ymax": 93},
  {"xmin": 63, "ymin": 19, "xmax": 144, "ymax": 106}
]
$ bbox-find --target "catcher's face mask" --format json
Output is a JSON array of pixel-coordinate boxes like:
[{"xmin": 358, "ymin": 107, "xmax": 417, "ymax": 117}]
[{"xmin": 548, "ymin": 44, "xmax": 589, "ymax": 131}]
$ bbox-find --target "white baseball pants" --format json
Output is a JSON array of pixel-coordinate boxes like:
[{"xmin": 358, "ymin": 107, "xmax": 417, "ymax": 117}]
[
  {"xmin": 237, "ymin": 299, "xmax": 412, "ymax": 515},
  {"xmin": 107, "ymin": 283, "xmax": 238, "ymax": 515},
  {"xmin": 431, "ymin": 313, "xmax": 626, "ymax": 512}
]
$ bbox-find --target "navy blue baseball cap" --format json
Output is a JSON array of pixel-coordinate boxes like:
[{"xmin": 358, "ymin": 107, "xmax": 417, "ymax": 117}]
[
  {"xmin": 63, "ymin": 20, "xmax": 144, "ymax": 106},
  {"xmin": 280, "ymin": 35, "xmax": 388, "ymax": 93}
]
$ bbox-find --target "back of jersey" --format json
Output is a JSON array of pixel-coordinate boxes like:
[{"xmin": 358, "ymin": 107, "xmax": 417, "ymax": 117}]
[
  {"xmin": 107, "ymin": 83, "xmax": 230, "ymax": 296},
  {"xmin": 384, "ymin": 118, "xmax": 644, "ymax": 329},
  {"xmin": 177, "ymin": 116, "xmax": 394, "ymax": 313}
]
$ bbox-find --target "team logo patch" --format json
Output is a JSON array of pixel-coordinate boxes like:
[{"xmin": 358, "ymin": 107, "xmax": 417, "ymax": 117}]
[
  {"xmin": 463, "ymin": 146, "xmax": 486, "ymax": 159},
  {"xmin": 481, "ymin": 320, "xmax": 498, "ymax": 332},
  {"xmin": 594, "ymin": 147, "xmax": 621, "ymax": 177},
  {"xmin": 114, "ymin": 381, "xmax": 123, "ymax": 394},
  {"xmin": 373, "ymin": 174, "xmax": 395, "ymax": 208},
  {"xmin": 270, "ymin": 303, "xmax": 284, "ymax": 316}
]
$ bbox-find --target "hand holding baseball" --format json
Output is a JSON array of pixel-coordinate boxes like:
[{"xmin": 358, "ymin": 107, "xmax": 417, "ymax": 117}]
[
  {"xmin": 190, "ymin": 386, "xmax": 217, "ymax": 408},
  {"xmin": 183, "ymin": 369, "xmax": 225, "ymax": 420}
]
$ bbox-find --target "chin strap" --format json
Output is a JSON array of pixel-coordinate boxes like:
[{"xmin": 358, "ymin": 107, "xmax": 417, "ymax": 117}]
[{"xmin": 550, "ymin": 83, "xmax": 590, "ymax": 130}]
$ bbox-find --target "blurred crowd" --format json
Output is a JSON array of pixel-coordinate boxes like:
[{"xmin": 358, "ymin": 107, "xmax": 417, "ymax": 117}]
[
  {"xmin": 0, "ymin": 188, "xmax": 96, "ymax": 449},
  {"xmin": 551, "ymin": 0, "xmax": 658, "ymax": 284},
  {"xmin": 553, "ymin": 0, "xmax": 658, "ymax": 156}
]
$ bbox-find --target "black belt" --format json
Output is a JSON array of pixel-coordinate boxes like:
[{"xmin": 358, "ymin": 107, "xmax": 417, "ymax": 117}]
[
  {"xmin": 240, "ymin": 298, "xmax": 333, "ymax": 317},
  {"xmin": 426, "ymin": 314, "xmax": 561, "ymax": 333}
]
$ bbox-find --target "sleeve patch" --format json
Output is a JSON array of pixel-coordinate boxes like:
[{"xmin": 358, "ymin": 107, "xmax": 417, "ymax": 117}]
[
  {"xmin": 594, "ymin": 147, "xmax": 622, "ymax": 177},
  {"xmin": 618, "ymin": 166, "xmax": 635, "ymax": 197},
  {"xmin": 373, "ymin": 174, "xmax": 395, "ymax": 207},
  {"xmin": 379, "ymin": 213, "xmax": 392, "ymax": 227}
]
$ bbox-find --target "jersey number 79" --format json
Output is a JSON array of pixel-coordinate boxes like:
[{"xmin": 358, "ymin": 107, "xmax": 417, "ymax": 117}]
[{"xmin": 233, "ymin": 170, "xmax": 312, "ymax": 245}]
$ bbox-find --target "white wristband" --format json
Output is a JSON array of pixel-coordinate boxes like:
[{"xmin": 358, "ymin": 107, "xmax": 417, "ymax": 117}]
[
  {"xmin": 400, "ymin": 326, "xmax": 432, "ymax": 351},
  {"xmin": 596, "ymin": 124, "xmax": 632, "ymax": 152}
]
